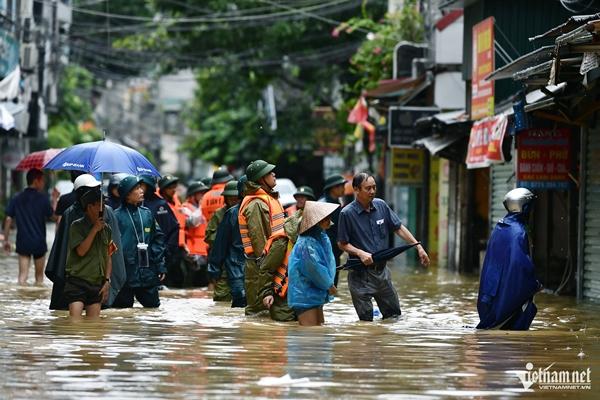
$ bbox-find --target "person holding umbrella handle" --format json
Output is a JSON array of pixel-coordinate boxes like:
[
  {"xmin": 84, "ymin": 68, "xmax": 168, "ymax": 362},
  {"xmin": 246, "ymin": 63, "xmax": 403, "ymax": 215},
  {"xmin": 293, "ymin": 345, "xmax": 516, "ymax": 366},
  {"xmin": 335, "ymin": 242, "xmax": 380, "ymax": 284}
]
[{"xmin": 337, "ymin": 172, "xmax": 429, "ymax": 322}]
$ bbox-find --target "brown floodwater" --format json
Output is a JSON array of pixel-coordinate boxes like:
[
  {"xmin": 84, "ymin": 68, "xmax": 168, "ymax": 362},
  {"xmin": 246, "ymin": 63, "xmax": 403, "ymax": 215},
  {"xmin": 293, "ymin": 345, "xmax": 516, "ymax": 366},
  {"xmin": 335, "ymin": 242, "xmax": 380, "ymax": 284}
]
[{"xmin": 0, "ymin": 255, "xmax": 598, "ymax": 399}]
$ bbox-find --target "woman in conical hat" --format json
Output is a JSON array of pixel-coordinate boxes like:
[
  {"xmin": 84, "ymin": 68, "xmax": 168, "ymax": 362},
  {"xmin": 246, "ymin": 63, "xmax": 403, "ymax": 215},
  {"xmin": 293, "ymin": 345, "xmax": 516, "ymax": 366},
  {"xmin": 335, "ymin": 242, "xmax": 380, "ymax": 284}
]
[{"xmin": 287, "ymin": 200, "xmax": 340, "ymax": 326}]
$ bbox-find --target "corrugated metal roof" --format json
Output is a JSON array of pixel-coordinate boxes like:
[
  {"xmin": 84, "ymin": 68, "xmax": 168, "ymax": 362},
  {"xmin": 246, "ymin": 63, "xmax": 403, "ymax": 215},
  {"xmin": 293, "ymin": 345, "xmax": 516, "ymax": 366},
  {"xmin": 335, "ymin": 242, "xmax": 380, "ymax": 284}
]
[
  {"xmin": 529, "ymin": 13, "xmax": 600, "ymax": 41},
  {"xmin": 486, "ymin": 46, "xmax": 554, "ymax": 81}
]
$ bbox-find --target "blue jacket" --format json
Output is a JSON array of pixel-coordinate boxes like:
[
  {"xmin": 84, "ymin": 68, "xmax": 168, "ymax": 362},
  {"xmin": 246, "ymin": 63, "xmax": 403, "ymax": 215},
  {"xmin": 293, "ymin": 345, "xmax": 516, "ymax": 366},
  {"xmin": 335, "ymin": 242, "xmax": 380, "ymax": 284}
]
[
  {"xmin": 287, "ymin": 227, "xmax": 336, "ymax": 309},
  {"xmin": 115, "ymin": 203, "xmax": 166, "ymax": 288},
  {"xmin": 207, "ymin": 204, "xmax": 245, "ymax": 281},
  {"xmin": 477, "ymin": 212, "xmax": 541, "ymax": 330}
]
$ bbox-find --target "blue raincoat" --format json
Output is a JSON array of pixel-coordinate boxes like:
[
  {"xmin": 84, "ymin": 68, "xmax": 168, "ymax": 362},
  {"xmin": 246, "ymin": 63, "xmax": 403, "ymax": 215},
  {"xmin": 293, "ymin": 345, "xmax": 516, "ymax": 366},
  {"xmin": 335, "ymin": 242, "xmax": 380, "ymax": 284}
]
[
  {"xmin": 287, "ymin": 226, "xmax": 336, "ymax": 310},
  {"xmin": 477, "ymin": 212, "xmax": 541, "ymax": 330}
]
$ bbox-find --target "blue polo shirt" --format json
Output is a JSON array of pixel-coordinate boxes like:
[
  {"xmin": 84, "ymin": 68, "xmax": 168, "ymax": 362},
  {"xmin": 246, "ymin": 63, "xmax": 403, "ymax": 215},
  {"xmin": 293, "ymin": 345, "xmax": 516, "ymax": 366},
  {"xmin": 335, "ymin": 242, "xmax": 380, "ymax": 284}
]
[
  {"xmin": 337, "ymin": 198, "xmax": 402, "ymax": 254},
  {"xmin": 6, "ymin": 188, "xmax": 54, "ymax": 256}
]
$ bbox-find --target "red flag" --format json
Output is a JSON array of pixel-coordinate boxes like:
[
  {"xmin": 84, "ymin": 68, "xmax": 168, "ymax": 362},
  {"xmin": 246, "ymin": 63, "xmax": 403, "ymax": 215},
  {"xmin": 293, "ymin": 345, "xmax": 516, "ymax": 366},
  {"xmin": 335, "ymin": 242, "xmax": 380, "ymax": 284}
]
[{"xmin": 348, "ymin": 96, "xmax": 368, "ymax": 124}]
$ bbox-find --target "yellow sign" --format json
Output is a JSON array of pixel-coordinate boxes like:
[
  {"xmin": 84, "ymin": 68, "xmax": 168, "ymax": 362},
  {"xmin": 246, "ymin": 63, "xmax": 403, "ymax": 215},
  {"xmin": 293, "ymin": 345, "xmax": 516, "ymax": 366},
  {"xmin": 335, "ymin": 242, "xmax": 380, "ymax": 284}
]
[{"xmin": 391, "ymin": 148, "xmax": 425, "ymax": 185}]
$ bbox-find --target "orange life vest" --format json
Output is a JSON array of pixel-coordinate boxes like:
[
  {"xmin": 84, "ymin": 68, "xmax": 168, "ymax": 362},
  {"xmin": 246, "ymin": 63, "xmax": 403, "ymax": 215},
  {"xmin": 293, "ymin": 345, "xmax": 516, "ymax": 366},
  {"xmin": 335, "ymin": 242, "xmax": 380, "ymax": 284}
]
[
  {"xmin": 182, "ymin": 201, "xmax": 208, "ymax": 256},
  {"xmin": 162, "ymin": 191, "xmax": 186, "ymax": 248},
  {"xmin": 264, "ymin": 235, "xmax": 293, "ymax": 298},
  {"xmin": 201, "ymin": 183, "xmax": 226, "ymax": 223},
  {"xmin": 239, "ymin": 188, "xmax": 289, "ymax": 298}
]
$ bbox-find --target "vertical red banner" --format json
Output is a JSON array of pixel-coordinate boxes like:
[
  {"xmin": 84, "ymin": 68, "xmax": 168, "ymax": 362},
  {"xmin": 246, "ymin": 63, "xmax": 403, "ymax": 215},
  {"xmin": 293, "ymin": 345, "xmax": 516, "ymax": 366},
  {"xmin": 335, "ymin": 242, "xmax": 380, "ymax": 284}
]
[{"xmin": 471, "ymin": 17, "xmax": 495, "ymax": 120}]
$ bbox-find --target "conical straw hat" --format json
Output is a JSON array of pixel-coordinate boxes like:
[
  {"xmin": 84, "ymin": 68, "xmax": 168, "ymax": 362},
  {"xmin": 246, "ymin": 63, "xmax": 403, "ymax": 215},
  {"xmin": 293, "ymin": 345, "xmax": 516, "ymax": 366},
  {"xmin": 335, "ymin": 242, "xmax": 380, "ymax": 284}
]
[{"xmin": 298, "ymin": 200, "xmax": 340, "ymax": 234}]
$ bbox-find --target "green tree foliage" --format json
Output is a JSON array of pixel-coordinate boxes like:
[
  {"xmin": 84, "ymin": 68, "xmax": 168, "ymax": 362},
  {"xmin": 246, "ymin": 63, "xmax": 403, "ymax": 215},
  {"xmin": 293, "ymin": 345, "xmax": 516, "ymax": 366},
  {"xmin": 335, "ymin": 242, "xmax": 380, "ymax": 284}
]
[
  {"xmin": 338, "ymin": 0, "xmax": 424, "ymax": 94},
  {"xmin": 112, "ymin": 0, "xmax": 387, "ymax": 166},
  {"xmin": 47, "ymin": 65, "xmax": 102, "ymax": 148}
]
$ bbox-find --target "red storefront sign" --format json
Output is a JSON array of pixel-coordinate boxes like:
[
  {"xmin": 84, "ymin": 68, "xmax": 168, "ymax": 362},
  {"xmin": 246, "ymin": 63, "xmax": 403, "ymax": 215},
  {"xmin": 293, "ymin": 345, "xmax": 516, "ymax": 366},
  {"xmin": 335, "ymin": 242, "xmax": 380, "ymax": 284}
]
[
  {"xmin": 471, "ymin": 17, "xmax": 495, "ymax": 120},
  {"xmin": 517, "ymin": 128, "xmax": 571, "ymax": 189},
  {"xmin": 466, "ymin": 115, "xmax": 507, "ymax": 169}
]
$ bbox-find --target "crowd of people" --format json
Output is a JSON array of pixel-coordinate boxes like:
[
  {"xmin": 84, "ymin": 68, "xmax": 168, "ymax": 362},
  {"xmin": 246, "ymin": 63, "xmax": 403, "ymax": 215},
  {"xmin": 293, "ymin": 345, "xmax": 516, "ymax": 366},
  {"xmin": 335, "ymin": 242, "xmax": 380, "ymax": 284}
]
[
  {"xmin": 4, "ymin": 162, "xmax": 541, "ymax": 330},
  {"xmin": 3, "ymin": 160, "xmax": 542, "ymax": 330}
]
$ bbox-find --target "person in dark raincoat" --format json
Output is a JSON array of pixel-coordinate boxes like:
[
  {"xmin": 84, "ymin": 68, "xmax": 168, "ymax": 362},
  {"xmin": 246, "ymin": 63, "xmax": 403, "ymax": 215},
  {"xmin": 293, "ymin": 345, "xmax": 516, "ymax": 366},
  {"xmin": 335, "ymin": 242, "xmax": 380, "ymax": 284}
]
[
  {"xmin": 46, "ymin": 174, "xmax": 126, "ymax": 310},
  {"xmin": 139, "ymin": 174, "xmax": 181, "ymax": 287},
  {"xmin": 208, "ymin": 178, "xmax": 246, "ymax": 307},
  {"xmin": 206, "ymin": 180, "xmax": 241, "ymax": 301},
  {"xmin": 477, "ymin": 188, "xmax": 542, "ymax": 330},
  {"xmin": 112, "ymin": 176, "xmax": 166, "ymax": 308}
]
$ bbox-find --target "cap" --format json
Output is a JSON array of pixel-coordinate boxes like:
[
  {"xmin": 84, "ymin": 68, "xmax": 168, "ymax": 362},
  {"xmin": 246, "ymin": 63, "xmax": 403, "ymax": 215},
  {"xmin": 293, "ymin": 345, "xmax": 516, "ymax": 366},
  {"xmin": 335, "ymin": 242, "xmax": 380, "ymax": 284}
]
[
  {"xmin": 74, "ymin": 174, "xmax": 101, "ymax": 191},
  {"xmin": 80, "ymin": 188, "xmax": 102, "ymax": 209},
  {"xmin": 298, "ymin": 201, "xmax": 340, "ymax": 234}
]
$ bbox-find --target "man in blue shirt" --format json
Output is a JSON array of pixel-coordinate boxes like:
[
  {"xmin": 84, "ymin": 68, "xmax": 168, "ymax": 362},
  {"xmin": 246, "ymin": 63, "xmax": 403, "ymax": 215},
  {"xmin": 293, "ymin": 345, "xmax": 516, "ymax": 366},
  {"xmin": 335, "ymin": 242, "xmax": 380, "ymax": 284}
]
[
  {"xmin": 3, "ymin": 169, "xmax": 55, "ymax": 285},
  {"xmin": 337, "ymin": 172, "xmax": 429, "ymax": 321}
]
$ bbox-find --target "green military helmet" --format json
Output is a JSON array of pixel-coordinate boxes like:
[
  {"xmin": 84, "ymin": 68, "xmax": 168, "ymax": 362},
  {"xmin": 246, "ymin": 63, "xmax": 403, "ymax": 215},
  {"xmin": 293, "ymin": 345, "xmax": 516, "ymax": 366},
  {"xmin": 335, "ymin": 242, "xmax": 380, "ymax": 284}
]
[
  {"xmin": 187, "ymin": 181, "xmax": 209, "ymax": 197},
  {"xmin": 158, "ymin": 174, "xmax": 179, "ymax": 190},
  {"xmin": 221, "ymin": 180, "xmax": 239, "ymax": 196},
  {"xmin": 211, "ymin": 167, "xmax": 233, "ymax": 185},
  {"xmin": 294, "ymin": 186, "xmax": 316, "ymax": 200},
  {"xmin": 200, "ymin": 177, "xmax": 212, "ymax": 186},
  {"xmin": 323, "ymin": 174, "xmax": 347, "ymax": 191},
  {"xmin": 118, "ymin": 175, "xmax": 140, "ymax": 198},
  {"xmin": 246, "ymin": 159, "xmax": 276, "ymax": 182}
]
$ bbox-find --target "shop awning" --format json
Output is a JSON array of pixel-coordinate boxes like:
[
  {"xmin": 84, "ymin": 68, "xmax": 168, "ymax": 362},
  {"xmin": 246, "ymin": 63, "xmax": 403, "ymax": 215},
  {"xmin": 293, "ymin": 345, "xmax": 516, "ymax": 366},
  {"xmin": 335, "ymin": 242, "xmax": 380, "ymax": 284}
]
[
  {"xmin": 486, "ymin": 46, "xmax": 554, "ymax": 81},
  {"xmin": 529, "ymin": 13, "xmax": 600, "ymax": 41},
  {"xmin": 364, "ymin": 74, "xmax": 431, "ymax": 101},
  {"xmin": 413, "ymin": 110, "xmax": 471, "ymax": 163}
]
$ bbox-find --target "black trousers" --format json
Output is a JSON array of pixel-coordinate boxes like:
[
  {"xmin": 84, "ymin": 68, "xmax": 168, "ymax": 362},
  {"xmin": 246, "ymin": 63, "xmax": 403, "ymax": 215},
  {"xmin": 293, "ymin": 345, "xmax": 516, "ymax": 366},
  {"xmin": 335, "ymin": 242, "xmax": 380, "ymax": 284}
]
[
  {"xmin": 111, "ymin": 285, "xmax": 160, "ymax": 308},
  {"xmin": 347, "ymin": 265, "xmax": 401, "ymax": 321}
]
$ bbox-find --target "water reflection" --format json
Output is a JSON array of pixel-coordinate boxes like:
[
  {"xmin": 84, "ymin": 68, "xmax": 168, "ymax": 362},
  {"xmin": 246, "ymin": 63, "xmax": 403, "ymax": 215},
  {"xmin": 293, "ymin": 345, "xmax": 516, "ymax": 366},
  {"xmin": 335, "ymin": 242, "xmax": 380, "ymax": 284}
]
[{"xmin": 0, "ymin": 256, "xmax": 598, "ymax": 399}]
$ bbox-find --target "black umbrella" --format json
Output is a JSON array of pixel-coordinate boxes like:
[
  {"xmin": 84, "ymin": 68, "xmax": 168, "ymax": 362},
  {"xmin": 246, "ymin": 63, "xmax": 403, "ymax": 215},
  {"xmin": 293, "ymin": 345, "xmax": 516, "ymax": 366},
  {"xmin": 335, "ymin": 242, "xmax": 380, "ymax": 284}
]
[{"xmin": 337, "ymin": 243, "xmax": 421, "ymax": 270}]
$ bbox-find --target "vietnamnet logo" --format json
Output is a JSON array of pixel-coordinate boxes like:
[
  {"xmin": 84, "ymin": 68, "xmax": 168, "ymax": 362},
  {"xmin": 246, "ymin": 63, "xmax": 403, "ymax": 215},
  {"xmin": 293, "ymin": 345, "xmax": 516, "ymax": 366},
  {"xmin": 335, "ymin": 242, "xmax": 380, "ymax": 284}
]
[
  {"xmin": 512, "ymin": 362, "xmax": 591, "ymax": 390},
  {"xmin": 62, "ymin": 162, "xmax": 85, "ymax": 169},
  {"xmin": 136, "ymin": 166, "xmax": 152, "ymax": 173}
]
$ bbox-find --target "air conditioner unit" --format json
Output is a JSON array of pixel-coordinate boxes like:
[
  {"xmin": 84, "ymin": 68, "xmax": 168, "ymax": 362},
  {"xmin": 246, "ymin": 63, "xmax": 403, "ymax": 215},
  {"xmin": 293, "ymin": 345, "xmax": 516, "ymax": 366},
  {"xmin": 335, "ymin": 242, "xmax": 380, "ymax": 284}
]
[{"xmin": 21, "ymin": 43, "xmax": 38, "ymax": 72}]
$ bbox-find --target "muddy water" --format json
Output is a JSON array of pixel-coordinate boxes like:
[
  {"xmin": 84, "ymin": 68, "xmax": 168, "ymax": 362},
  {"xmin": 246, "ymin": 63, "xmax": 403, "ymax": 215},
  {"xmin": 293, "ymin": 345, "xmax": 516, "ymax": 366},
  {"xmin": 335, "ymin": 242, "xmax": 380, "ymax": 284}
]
[{"xmin": 0, "ymin": 256, "xmax": 598, "ymax": 399}]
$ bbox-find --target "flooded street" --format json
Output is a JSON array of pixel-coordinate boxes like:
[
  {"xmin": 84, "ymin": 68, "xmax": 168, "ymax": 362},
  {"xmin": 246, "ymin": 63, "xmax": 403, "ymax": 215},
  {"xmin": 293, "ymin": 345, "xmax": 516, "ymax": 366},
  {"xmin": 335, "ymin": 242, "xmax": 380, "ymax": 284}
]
[{"xmin": 0, "ymin": 254, "xmax": 598, "ymax": 399}]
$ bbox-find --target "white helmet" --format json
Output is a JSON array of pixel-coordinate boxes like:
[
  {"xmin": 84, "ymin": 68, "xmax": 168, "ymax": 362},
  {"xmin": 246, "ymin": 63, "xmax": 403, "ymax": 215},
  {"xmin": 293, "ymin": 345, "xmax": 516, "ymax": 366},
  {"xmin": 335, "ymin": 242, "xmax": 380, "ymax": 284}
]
[
  {"xmin": 73, "ymin": 174, "xmax": 101, "ymax": 191},
  {"xmin": 503, "ymin": 188, "xmax": 535, "ymax": 213}
]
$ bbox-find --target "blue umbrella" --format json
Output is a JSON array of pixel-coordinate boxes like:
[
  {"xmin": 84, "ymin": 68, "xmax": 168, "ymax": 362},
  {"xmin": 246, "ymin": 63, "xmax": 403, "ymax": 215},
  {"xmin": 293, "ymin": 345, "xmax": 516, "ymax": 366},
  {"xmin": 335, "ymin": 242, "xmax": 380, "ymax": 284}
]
[
  {"xmin": 337, "ymin": 242, "xmax": 421, "ymax": 271},
  {"xmin": 43, "ymin": 140, "xmax": 160, "ymax": 177}
]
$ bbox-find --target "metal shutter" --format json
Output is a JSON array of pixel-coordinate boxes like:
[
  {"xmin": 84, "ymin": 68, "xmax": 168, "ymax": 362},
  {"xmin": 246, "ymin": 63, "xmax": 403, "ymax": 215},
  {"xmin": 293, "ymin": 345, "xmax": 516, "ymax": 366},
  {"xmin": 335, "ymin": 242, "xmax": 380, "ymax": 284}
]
[
  {"xmin": 583, "ymin": 130, "xmax": 600, "ymax": 301},
  {"xmin": 490, "ymin": 162, "xmax": 515, "ymax": 226}
]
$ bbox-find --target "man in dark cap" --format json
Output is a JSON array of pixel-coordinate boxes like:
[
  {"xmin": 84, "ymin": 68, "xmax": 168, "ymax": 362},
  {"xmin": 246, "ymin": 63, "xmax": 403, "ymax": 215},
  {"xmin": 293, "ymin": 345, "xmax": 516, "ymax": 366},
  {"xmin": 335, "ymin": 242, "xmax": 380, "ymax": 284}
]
[
  {"xmin": 182, "ymin": 181, "xmax": 210, "ymax": 287},
  {"xmin": 156, "ymin": 175, "xmax": 189, "ymax": 288},
  {"xmin": 207, "ymin": 180, "xmax": 241, "ymax": 302},
  {"xmin": 319, "ymin": 174, "xmax": 347, "ymax": 285},
  {"xmin": 208, "ymin": 177, "xmax": 247, "ymax": 308}
]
